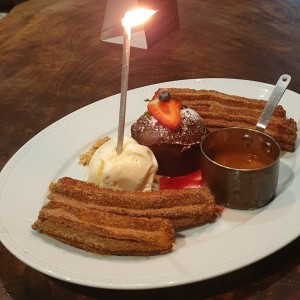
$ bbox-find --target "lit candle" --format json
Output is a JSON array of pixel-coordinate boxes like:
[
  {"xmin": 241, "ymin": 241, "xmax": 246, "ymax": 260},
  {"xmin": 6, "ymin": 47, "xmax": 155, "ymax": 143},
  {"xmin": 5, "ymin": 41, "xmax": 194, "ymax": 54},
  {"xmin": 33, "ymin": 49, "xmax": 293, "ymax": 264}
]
[{"xmin": 116, "ymin": 9, "xmax": 156, "ymax": 154}]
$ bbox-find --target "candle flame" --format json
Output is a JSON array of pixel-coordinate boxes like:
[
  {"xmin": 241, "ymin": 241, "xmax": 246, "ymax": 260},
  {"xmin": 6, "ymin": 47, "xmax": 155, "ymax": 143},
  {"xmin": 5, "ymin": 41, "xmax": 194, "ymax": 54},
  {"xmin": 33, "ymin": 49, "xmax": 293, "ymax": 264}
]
[{"xmin": 122, "ymin": 9, "xmax": 156, "ymax": 28}]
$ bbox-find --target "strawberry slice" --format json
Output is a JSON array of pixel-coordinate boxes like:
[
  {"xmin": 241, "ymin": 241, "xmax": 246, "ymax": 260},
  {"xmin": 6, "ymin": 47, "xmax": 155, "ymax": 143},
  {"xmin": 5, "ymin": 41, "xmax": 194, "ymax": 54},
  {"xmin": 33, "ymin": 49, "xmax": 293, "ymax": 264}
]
[
  {"xmin": 147, "ymin": 97, "xmax": 181, "ymax": 130},
  {"xmin": 152, "ymin": 88, "xmax": 162, "ymax": 100}
]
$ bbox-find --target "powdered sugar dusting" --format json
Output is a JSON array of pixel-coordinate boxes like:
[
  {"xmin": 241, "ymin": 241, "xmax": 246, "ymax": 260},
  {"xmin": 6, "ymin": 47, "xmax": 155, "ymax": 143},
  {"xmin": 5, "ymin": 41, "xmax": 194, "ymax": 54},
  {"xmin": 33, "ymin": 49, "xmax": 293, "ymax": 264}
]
[
  {"xmin": 131, "ymin": 107, "xmax": 206, "ymax": 145},
  {"xmin": 181, "ymin": 108, "xmax": 202, "ymax": 128}
]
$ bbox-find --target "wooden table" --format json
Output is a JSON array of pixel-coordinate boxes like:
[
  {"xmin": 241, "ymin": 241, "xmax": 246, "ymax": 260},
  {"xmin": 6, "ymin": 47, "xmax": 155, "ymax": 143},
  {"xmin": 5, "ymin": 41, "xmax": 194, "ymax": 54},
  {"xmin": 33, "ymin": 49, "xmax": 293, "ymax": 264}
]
[{"xmin": 1, "ymin": 0, "xmax": 299, "ymax": 299}]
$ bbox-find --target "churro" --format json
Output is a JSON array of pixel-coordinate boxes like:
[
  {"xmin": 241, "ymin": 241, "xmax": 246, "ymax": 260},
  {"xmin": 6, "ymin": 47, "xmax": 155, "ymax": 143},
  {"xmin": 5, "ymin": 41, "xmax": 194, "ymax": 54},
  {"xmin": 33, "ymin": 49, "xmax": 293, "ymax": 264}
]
[
  {"xmin": 158, "ymin": 88, "xmax": 297, "ymax": 152},
  {"xmin": 32, "ymin": 197, "xmax": 175, "ymax": 256},
  {"xmin": 49, "ymin": 177, "xmax": 218, "ymax": 229}
]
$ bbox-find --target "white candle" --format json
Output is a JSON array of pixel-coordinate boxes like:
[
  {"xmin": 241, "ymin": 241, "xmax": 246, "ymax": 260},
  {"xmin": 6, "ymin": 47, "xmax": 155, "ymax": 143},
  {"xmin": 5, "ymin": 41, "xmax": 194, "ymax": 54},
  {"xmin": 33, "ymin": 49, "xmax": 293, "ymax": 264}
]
[{"xmin": 116, "ymin": 9, "xmax": 156, "ymax": 154}]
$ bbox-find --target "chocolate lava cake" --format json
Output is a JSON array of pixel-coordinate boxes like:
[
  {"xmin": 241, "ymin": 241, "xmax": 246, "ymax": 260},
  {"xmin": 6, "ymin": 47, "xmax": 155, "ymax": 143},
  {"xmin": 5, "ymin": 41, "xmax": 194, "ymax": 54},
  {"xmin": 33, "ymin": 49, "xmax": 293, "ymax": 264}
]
[{"xmin": 131, "ymin": 104, "xmax": 207, "ymax": 177}]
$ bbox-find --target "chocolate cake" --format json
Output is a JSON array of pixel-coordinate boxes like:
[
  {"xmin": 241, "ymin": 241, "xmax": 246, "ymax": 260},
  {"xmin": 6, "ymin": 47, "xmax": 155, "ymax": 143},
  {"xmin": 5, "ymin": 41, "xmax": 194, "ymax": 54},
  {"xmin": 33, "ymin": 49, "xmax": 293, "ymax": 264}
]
[{"xmin": 131, "ymin": 107, "xmax": 207, "ymax": 176}]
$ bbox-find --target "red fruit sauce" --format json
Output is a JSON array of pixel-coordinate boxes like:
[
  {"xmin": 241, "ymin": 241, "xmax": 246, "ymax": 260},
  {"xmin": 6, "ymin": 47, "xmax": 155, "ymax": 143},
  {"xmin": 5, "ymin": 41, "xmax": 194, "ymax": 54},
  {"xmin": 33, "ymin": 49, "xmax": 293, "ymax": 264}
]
[
  {"xmin": 159, "ymin": 170, "xmax": 203, "ymax": 190},
  {"xmin": 158, "ymin": 169, "xmax": 224, "ymax": 214}
]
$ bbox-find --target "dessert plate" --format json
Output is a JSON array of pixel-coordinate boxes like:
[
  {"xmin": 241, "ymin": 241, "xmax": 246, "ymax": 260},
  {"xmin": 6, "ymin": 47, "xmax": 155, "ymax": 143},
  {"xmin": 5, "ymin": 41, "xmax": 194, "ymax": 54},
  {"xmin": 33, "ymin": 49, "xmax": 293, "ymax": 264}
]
[{"xmin": 0, "ymin": 78, "xmax": 299, "ymax": 290}]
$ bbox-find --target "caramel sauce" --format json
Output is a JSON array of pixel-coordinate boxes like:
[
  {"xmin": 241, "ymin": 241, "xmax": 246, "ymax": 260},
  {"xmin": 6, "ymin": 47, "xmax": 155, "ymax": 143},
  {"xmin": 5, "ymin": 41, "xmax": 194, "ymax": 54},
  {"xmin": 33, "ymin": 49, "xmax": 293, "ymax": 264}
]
[{"xmin": 212, "ymin": 149, "xmax": 274, "ymax": 169}]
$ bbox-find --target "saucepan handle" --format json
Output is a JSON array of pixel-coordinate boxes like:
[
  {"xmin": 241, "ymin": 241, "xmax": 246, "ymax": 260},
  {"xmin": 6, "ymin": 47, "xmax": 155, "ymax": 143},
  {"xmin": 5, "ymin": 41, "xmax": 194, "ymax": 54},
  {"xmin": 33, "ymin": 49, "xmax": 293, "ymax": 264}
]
[{"xmin": 256, "ymin": 74, "xmax": 291, "ymax": 132}]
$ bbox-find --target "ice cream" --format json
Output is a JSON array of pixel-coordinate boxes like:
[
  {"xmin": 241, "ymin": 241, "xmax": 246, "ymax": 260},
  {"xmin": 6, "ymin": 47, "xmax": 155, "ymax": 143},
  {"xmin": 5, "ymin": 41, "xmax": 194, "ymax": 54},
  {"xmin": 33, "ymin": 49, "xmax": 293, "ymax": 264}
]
[{"xmin": 87, "ymin": 137, "xmax": 158, "ymax": 192}]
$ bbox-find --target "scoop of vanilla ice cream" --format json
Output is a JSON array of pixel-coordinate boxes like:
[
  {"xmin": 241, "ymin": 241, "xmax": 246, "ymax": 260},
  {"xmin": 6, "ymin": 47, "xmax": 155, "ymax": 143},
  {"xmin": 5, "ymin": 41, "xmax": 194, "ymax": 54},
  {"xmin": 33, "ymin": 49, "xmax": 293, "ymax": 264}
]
[{"xmin": 87, "ymin": 137, "xmax": 158, "ymax": 192}]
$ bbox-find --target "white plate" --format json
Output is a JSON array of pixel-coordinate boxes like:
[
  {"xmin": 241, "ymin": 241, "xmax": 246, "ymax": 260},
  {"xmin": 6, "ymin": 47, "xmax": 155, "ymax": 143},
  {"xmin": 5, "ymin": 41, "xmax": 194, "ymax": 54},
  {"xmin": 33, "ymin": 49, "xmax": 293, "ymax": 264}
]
[{"xmin": 0, "ymin": 78, "xmax": 299, "ymax": 290}]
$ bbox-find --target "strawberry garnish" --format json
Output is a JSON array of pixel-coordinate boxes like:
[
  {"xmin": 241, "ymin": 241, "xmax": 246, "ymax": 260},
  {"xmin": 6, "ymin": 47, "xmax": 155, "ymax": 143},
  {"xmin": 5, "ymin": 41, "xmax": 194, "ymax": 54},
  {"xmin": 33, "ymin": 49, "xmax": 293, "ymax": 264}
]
[
  {"xmin": 152, "ymin": 88, "xmax": 162, "ymax": 100},
  {"xmin": 147, "ymin": 94, "xmax": 181, "ymax": 130}
]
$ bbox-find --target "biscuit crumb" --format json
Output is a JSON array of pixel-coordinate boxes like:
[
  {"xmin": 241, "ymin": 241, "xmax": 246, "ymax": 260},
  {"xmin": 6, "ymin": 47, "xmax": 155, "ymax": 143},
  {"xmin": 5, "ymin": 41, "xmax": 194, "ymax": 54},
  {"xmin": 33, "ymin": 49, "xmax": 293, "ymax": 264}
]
[{"xmin": 79, "ymin": 136, "xmax": 111, "ymax": 166}]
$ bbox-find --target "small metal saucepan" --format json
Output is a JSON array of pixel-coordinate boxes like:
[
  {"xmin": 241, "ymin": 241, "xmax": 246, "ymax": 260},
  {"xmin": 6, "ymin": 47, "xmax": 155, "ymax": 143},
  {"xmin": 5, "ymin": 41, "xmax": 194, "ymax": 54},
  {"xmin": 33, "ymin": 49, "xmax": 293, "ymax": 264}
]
[{"xmin": 200, "ymin": 74, "xmax": 291, "ymax": 210}]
